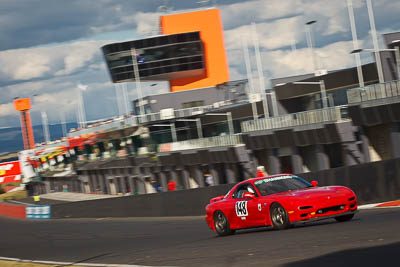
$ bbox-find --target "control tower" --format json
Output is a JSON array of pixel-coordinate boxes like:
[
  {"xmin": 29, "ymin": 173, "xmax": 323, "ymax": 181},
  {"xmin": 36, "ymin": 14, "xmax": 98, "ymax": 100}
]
[
  {"xmin": 102, "ymin": 8, "xmax": 230, "ymax": 93},
  {"xmin": 14, "ymin": 98, "xmax": 35, "ymax": 149}
]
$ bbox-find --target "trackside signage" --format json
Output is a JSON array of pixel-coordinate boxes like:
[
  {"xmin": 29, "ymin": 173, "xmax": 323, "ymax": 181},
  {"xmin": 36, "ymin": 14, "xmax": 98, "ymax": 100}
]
[
  {"xmin": 0, "ymin": 161, "xmax": 21, "ymax": 184},
  {"xmin": 26, "ymin": 205, "xmax": 51, "ymax": 219}
]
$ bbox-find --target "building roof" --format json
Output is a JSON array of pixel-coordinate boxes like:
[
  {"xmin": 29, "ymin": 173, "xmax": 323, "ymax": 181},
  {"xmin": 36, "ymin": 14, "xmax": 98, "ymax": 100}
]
[{"xmin": 273, "ymin": 63, "xmax": 378, "ymax": 100}]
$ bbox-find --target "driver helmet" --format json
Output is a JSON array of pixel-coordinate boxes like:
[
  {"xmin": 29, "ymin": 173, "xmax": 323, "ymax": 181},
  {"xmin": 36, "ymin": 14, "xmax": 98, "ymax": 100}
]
[{"xmin": 247, "ymin": 186, "xmax": 255, "ymax": 194}]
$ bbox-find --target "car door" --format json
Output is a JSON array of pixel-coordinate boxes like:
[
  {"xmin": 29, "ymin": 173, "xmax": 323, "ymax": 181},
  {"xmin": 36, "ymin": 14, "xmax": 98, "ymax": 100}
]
[{"xmin": 230, "ymin": 183, "xmax": 265, "ymax": 228}]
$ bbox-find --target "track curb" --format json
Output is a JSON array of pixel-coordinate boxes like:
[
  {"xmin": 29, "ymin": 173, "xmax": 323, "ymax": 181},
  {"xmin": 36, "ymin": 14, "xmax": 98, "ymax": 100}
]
[{"xmin": 358, "ymin": 200, "xmax": 400, "ymax": 209}]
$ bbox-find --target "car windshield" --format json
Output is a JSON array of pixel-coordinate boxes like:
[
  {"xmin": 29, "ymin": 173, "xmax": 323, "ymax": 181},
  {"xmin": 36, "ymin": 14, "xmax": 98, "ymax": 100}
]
[{"xmin": 254, "ymin": 175, "xmax": 312, "ymax": 196}]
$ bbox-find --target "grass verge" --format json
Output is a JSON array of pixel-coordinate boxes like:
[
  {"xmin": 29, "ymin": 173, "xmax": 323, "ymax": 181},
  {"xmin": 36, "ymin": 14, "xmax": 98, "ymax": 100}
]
[
  {"xmin": 0, "ymin": 190, "xmax": 28, "ymax": 202},
  {"xmin": 0, "ymin": 260, "xmax": 79, "ymax": 266},
  {"xmin": 0, "ymin": 260, "xmax": 80, "ymax": 267}
]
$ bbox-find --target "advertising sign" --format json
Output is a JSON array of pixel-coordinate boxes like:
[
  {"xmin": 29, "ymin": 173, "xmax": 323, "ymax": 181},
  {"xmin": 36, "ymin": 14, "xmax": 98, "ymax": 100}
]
[
  {"xmin": 18, "ymin": 149, "xmax": 36, "ymax": 183},
  {"xmin": 0, "ymin": 161, "xmax": 21, "ymax": 184},
  {"xmin": 26, "ymin": 205, "xmax": 51, "ymax": 219}
]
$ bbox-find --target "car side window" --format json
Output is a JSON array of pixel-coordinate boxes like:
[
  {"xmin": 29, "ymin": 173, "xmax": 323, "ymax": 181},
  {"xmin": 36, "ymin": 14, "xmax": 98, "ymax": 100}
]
[{"xmin": 232, "ymin": 183, "xmax": 258, "ymax": 199}]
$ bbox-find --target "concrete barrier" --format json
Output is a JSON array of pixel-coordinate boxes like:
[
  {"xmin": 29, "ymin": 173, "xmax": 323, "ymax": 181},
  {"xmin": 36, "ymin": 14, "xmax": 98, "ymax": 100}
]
[
  {"xmin": 51, "ymin": 184, "xmax": 233, "ymax": 219},
  {"xmin": 299, "ymin": 158, "xmax": 400, "ymax": 204},
  {"xmin": 51, "ymin": 158, "xmax": 400, "ymax": 219}
]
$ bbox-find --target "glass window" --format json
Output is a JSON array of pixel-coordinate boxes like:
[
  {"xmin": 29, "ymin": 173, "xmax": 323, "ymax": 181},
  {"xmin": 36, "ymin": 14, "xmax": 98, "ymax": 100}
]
[
  {"xmin": 183, "ymin": 100, "xmax": 204, "ymax": 109},
  {"xmin": 254, "ymin": 175, "xmax": 312, "ymax": 196},
  {"xmin": 232, "ymin": 183, "xmax": 258, "ymax": 199}
]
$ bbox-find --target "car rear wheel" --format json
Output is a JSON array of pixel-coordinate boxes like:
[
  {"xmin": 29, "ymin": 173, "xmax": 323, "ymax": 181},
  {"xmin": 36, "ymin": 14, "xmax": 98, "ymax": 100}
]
[
  {"xmin": 214, "ymin": 210, "xmax": 235, "ymax": 236},
  {"xmin": 270, "ymin": 203, "xmax": 290, "ymax": 230},
  {"xmin": 335, "ymin": 213, "xmax": 354, "ymax": 222}
]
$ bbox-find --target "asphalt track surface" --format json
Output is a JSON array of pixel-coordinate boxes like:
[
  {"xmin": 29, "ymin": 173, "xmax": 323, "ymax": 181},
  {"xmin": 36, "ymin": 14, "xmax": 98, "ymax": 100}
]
[{"xmin": 1, "ymin": 208, "xmax": 400, "ymax": 267}]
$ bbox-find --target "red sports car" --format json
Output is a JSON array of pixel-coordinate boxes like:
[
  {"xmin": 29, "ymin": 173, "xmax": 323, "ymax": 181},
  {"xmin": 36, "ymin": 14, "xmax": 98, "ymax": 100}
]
[{"xmin": 205, "ymin": 174, "xmax": 358, "ymax": 236}]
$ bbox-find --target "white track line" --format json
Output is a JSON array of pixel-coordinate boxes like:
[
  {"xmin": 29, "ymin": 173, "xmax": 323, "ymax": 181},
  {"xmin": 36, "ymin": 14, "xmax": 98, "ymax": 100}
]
[{"xmin": 0, "ymin": 256, "xmax": 174, "ymax": 267}]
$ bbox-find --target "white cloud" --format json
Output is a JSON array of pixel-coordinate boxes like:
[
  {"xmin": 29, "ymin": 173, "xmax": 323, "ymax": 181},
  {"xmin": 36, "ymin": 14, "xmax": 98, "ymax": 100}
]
[
  {"xmin": 0, "ymin": 40, "xmax": 109, "ymax": 83},
  {"xmin": 227, "ymin": 39, "xmax": 359, "ymax": 82},
  {"xmin": 0, "ymin": 0, "xmax": 399, "ymax": 129},
  {"xmin": 130, "ymin": 12, "xmax": 162, "ymax": 36},
  {"xmin": 0, "ymin": 103, "xmax": 15, "ymax": 118},
  {"xmin": 224, "ymin": 17, "xmax": 304, "ymax": 52}
]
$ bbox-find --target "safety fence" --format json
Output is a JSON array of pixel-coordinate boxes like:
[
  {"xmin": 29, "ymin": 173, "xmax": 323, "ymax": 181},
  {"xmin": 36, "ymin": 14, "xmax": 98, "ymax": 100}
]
[
  {"xmin": 241, "ymin": 106, "xmax": 348, "ymax": 133},
  {"xmin": 158, "ymin": 134, "xmax": 243, "ymax": 152},
  {"xmin": 67, "ymin": 104, "xmax": 221, "ymax": 137},
  {"xmin": 347, "ymin": 80, "xmax": 400, "ymax": 104}
]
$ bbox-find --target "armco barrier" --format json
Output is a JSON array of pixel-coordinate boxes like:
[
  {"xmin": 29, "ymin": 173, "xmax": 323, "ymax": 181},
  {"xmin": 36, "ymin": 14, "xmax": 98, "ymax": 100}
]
[
  {"xmin": 0, "ymin": 203, "xmax": 26, "ymax": 219},
  {"xmin": 51, "ymin": 158, "xmax": 400, "ymax": 219}
]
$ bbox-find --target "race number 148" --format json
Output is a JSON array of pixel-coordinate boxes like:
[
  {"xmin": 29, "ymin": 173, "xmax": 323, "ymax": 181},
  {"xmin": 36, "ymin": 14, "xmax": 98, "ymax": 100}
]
[{"xmin": 235, "ymin": 201, "xmax": 248, "ymax": 216}]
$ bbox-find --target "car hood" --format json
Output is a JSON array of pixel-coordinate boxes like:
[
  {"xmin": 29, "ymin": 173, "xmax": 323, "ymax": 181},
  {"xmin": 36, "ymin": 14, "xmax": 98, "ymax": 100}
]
[{"xmin": 266, "ymin": 186, "xmax": 353, "ymax": 201}]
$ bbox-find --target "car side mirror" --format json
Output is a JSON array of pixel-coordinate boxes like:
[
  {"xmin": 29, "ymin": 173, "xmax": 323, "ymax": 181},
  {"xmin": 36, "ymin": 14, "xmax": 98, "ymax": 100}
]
[
  {"xmin": 210, "ymin": 195, "xmax": 224, "ymax": 203},
  {"xmin": 243, "ymin": 192, "xmax": 256, "ymax": 200},
  {"xmin": 311, "ymin": 181, "xmax": 318, "ymax": 187}
]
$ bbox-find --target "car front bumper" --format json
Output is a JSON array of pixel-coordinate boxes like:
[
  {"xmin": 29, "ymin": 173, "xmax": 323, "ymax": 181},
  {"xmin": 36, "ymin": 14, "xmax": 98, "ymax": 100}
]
[{"xmin": 295, "ymin": 209, "xmax": 358, "ymax": 224}]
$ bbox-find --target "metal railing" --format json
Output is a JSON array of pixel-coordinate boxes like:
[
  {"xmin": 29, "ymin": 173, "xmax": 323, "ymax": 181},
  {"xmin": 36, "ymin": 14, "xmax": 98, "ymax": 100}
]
[
  {"xmin": 347, "ymin": 80, "xmax": 400, "ymax": 104},
  {"xmin": 67, "ymin": 100, "xmax": 249, "ymax": 137},
  {"xmin": 158, "ymin": 134, "xmax": 243, "ymax": 152},
  {"xmin": 241, "ymin": 106, "xmax": 347, "ymax": 133}
]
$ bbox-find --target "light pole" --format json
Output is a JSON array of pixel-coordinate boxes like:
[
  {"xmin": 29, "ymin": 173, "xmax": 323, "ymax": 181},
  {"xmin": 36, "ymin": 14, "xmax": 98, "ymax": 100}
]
[
  {"xmin": 153, "ymin": 123, "xmax": 177, "ymax": 142},
  {"xmin": 176, "ymin": 118, "xmax": 203, "ymax": 139},
  {"xmin": 291, "ymin": 39, "xmax": 297, "ymax": 53},
  {"xmin": 41, "ymin": 111, "xmax": 50, "ymax": 143},
  {"xmin": 291, "ymin": 80, "xmax": 328, "ymax": 117},
  {"xmin": 114, "ymin": 84, "xmax": 122, "ymax": 116},
  {"xmin": 131, "ymin": 48, "xmax": 146, "ymax": 122},
  {"xmin": 263, "ymin": 90, "xmax": 279, "ymax": 117},
  {"xmin": 205, "ymin": 112, "xmax": 234, "ymax": 135},
  {"xmin": 251, "ymin": 22, "xmax": 269, "ymax": 118},
  {"xmin": 366, "ymin": 0, "xmax": 384, "ymax": 84},
  {"xmin": 77, "ymin": 83, "xmax": 88, "ymax": 129},
  {"xmin": 347, "ymin": 0, "xmax": 364, "ymax": 88},
  {"xmin": 351, "ymin": 48, "xmax": 400, "ymax": 82},
  {"xmin": 305, "ymin": 20, "xmax": 318, "ymax": 74},
  {"xmin": 347, "ymin": 0, "xmax": 385, "ymax": 84},
  {"xmin": 60, "ymin": 111, "xmax": 67, "ymax": 137},
  {"xmin": 390, "ymin": 40, "xmax": 400, "ymax": 80},
  {"xmin": 241, "ymin": 36, "xmax": 258, "ymax": 120}
]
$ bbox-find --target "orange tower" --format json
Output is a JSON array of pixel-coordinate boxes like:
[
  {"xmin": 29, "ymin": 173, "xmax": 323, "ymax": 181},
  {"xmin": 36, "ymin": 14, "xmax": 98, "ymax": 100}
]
[
  {"xmin": 160, "ymin": 8, "xmax": 230, "ymax": 92},
  {"xmin": 14, "ymin": 98, "xmax": 35, "ymax": 149}
]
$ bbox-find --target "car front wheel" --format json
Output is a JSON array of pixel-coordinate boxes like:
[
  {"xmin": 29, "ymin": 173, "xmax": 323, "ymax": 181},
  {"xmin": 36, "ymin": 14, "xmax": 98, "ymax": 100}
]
[
  {"xmin": 214, "ymin": 210, "xmax": 235, "ymax": 236},
  {"xmin": 270, "ymin": 203, "xmax": 290, "ymax": 230},
  {"xmin": 335, "ymin": 213, "xmax": 354, "ymax": 222}
]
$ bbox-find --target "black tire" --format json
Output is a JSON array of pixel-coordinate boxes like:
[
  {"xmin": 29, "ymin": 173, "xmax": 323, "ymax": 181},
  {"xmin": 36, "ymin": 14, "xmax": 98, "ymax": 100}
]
[
  {"xmin": 214, "ymin": 210, "xmax": 235, "ymax": 236},
  {"xmin": 270, "ymin": 203, "xmax": 290, "ymax": 230},
  {"xmin": 335, "ymin": 213, "xmax": 354, "ymax": 222}
]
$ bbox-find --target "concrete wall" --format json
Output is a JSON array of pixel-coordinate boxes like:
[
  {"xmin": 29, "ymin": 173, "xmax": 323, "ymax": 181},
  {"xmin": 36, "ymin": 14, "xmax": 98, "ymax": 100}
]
[
  {"xmin": 51, "ymin": 184, "xmax": 233, "ymax": 218},
  {"xmin": 51, "ymin": 158, "xmax": 400, "ymax": 218}
]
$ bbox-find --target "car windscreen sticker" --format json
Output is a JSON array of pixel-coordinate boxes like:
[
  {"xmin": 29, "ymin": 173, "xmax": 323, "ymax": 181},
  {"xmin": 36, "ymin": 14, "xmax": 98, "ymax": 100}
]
[
  {"xmin": 235, "ymin": 201, "xmax": 248, "ymax": 217},
  {"xmin": 254, "ymin": 175, "xmax": 295, "ymax": 185}
]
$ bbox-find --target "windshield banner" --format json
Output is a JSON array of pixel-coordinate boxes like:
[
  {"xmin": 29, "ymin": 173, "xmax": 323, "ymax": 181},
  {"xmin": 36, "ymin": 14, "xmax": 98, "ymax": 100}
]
[{"xmin": 254, "ymin": 175, "xmax": 295, "ymax": 185}]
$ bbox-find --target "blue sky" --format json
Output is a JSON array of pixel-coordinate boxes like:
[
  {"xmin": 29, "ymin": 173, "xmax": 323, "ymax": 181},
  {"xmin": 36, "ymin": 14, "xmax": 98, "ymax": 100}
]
[{"xmin": 0, "ymin": 0, "xmax": 399, "ymax": 129}]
